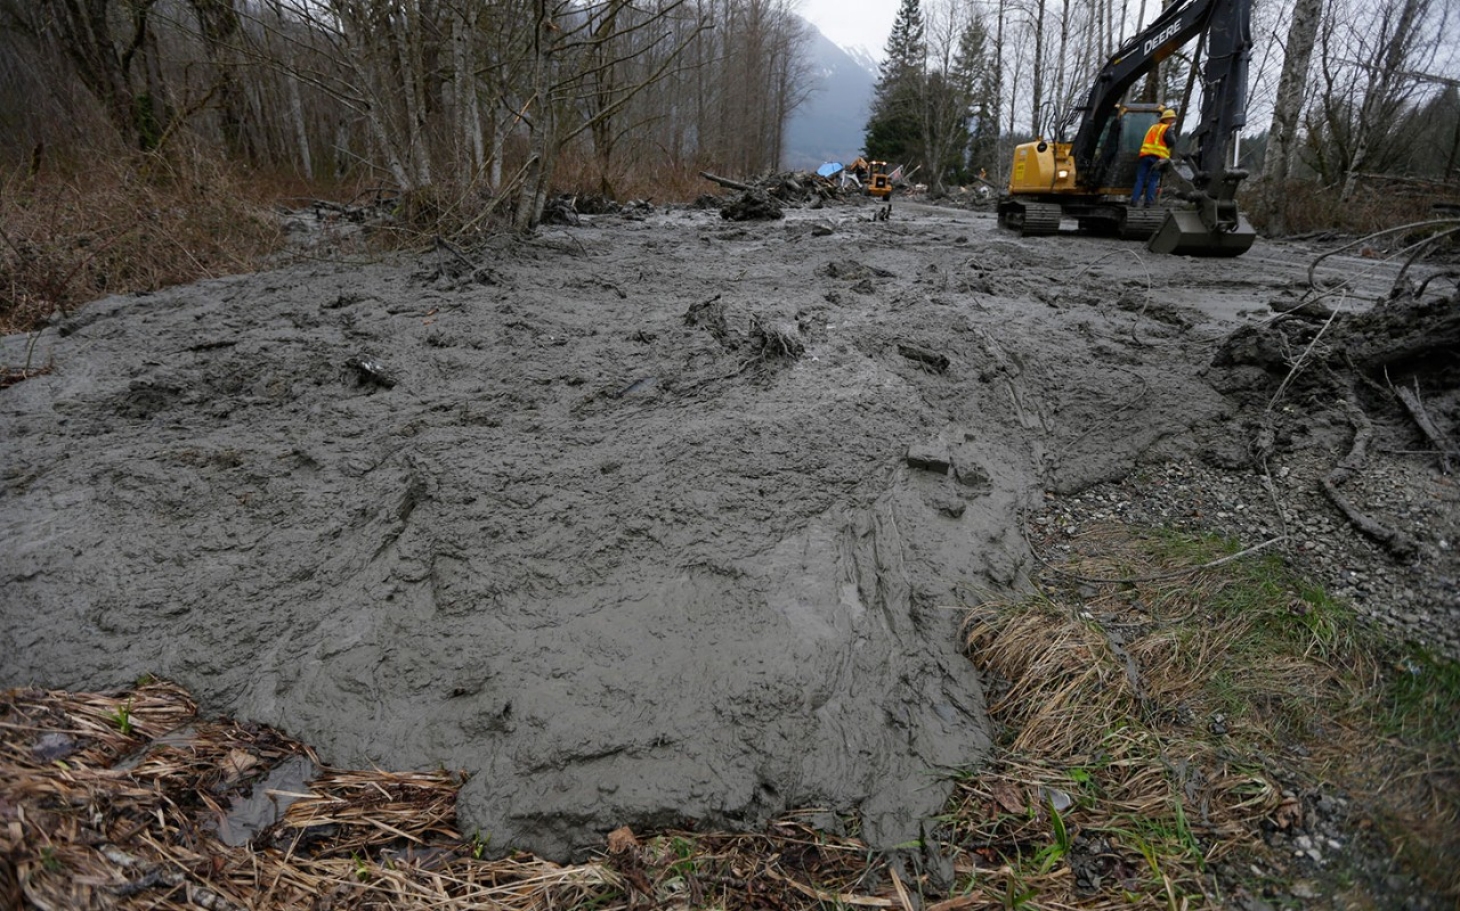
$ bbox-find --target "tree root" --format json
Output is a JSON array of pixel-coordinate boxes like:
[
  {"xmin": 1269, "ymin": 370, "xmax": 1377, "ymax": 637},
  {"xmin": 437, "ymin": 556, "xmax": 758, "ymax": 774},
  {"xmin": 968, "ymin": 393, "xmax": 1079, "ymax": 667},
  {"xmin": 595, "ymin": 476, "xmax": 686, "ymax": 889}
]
[
  {"xmin": 1394, "ymin": 381, "xmax": 1457, "ymax": 475},
  {"xmin": 1322, "ymin": 399, "xmax": 1420, "ymax": 560},
  {"xmin": 749, "ymin": 317, "xmax": 805, "ymax": 359}
]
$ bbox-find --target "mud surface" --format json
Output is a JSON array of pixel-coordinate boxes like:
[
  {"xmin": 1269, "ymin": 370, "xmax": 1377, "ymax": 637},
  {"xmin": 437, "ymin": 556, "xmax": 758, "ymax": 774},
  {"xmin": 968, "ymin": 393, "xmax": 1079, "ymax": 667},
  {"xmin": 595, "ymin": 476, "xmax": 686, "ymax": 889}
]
[{"xmin": 2, "ymin": 198, "xmax": 1451, "ymax": 861}]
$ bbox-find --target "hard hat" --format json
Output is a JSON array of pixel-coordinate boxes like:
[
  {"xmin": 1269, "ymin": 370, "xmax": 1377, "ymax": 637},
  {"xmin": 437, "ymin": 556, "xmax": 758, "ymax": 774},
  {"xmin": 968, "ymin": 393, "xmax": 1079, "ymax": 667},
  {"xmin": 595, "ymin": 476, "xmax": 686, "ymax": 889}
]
[{"xmin": 1161, "ymin": 109, "xmax": 1177, "ymax": 120}]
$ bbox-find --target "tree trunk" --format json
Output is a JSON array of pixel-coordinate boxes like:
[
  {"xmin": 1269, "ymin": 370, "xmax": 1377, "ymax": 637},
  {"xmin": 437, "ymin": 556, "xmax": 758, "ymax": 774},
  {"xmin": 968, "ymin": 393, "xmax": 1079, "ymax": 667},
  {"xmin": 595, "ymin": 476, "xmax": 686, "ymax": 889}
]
[
  {"xmin": 392, "ymin": 0, "xmax": 432, "ymax": 189},
  {"xmin": 49, "ymin": 0, "xmax": 164, "ymax": 149},
  {"xmin": 1262, "ymin": 0, "xmax": 1321, "ymax": 234},
  {"xmin": 287, "ymin": 70, "xmax": 313, "ymax": 179},
  {"xmin": 190, "ymin": 0, "xmax": 251, "ymax": 160},
  {"xmin": 515, "ymin": 2, "xmax": 556, "ymax": 232},
  {"xmin": 991, "ymin": 0, "xmax": 1005, "ymax": 180},
  {"xmin": 1031, "ymin": 0, "xmax": 1046, "ymax": 134},
  {"xmin": 453, "ymin": 6, "xmax": 474, "ymax": 186},
  {"xmin": 489, "ymin": 117, "xmax": 506, "ymax": 189}
]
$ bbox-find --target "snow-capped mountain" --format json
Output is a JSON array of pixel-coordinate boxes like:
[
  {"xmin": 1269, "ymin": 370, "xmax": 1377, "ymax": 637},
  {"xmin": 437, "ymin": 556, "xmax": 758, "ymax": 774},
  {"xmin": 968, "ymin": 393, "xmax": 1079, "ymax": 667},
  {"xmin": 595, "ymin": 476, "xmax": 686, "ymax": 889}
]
[
  {"xmin": 841, "ymin": 44, "xmax": 880, "ymax": 76},
  {"xmin": 783, "ymin": 21, "xmax": 878, "ymax": 171}
]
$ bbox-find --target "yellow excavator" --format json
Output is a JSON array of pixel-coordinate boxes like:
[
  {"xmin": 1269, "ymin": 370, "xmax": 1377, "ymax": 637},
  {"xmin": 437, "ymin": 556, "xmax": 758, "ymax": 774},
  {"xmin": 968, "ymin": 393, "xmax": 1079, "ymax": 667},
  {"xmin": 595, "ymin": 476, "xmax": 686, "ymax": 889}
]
[
  {"xmin": 848, "ymin": 157, "xmax": 895, "ymax": 199},
  {"xmin": 998, "ymin": 0, "xmax": 1256, "ymax": 256},
  {"xmin": 866, "ymin": 160, "xmax": 893, "ymax": 199}
]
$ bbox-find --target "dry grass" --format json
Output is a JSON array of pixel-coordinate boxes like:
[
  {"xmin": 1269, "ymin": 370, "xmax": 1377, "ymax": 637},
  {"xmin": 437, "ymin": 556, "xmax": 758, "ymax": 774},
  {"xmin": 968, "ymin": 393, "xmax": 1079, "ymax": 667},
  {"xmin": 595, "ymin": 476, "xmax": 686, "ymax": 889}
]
[
  {"xmin": 0, "ymin": 137, "xmax": 744, "ymax": 343},
  {"xmin": 0, "ymin": 142, "xmax": 286, "ymax": 336},
  {"xmin": 1249, "ymin": 177, "xmax": 1460, "ymax": 238},
  {"xmin": 953, "ymin": 523, "xmax": 1460, "ymax": 907},
  {"xmin": 4, "ymin": 524, "xmax": 1456, "ymax": 910},
  {"xmin": 370, "ymin": 154, "xmax": 727, "ymax": 248},
  {"xmin": 0, "ymin": 681, "xmax": 909, "ymax": 911},
  {"xmin": 548, "ymin": 149, "xmax": 736, "ymax": 204},
  {"xmin": 0, "ymin": 680, "xmax": 627, "ymax": 911}
]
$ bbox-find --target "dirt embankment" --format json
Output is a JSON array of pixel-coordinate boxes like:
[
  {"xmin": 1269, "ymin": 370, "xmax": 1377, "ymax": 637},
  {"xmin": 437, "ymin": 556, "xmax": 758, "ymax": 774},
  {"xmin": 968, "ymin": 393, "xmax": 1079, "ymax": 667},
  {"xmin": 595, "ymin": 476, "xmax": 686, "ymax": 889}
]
[{"xmin": 2, "ymin": 198, "xmax": 1452, "ymax": 861}]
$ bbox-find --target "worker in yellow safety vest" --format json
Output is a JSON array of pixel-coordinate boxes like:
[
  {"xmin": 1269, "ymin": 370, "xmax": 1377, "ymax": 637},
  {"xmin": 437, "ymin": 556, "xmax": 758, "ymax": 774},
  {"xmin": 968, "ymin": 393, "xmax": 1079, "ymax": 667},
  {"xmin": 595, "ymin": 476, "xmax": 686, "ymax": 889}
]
[{"xmin": 1130, "ymin": 109, "xmax": 1178, "ymax": 207}]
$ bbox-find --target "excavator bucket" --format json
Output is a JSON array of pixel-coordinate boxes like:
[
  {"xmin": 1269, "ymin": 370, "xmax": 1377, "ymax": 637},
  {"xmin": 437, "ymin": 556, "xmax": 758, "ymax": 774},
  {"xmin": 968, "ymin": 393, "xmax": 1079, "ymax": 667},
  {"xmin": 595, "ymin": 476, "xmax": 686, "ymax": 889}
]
[{"xmin": 1147, "ymin": 209, "xmax": 1256, "ymax": 257}]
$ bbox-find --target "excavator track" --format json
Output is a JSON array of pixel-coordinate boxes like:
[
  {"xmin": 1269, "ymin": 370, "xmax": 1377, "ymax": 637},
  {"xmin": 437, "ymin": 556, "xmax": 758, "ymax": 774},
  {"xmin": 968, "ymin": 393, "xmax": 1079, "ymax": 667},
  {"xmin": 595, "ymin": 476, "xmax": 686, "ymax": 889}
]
[
  {"xmin": 998, "ymin": 201, "xmax": 1062, "ymax": 236},
  {"xmin": 1119, "ymin": 206, "xmax": 1168, "ymax": 239}
]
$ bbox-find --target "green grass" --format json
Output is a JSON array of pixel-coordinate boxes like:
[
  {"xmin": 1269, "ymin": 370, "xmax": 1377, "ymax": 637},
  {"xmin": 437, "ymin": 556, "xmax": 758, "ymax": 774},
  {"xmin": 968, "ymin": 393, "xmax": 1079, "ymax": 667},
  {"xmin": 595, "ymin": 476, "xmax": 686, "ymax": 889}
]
[
  {"xmin": 1380, "ymin": 645, "xmax": 1460, "ymax": 742},
  {"xmin": 107, "ymin": 697, "xmax": 134, "ymax": 736},
  {"xmin": 39, "ymin": 846, "xmax": 62, "ymax": 872}
]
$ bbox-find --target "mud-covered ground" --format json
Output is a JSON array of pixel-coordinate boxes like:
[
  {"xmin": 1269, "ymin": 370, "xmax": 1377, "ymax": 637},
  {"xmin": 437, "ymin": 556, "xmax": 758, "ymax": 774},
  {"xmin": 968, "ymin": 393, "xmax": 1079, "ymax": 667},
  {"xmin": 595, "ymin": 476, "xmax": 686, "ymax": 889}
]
[{"xmin": 2, "ymin": 195, "xmax": 1455, "ymax": 863}]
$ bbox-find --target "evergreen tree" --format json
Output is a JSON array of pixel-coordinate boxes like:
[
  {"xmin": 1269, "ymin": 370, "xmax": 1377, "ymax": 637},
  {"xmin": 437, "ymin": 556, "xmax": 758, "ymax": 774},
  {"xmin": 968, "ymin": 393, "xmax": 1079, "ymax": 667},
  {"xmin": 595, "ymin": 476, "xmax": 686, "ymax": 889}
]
[
  {"xmin": 1391, "ymin": 86, "xmax": 1460, "ymax": 181},
  {"xmin": 880, "ymin": 0, "xmax": 926, "ymax": 83},
  {"xmin": 952, "ymin": 15, "xmax": 995, "ymax": 183},
  {"xmin": 864, "ymin": 0, "xmax": 926, "ymax": 162}
]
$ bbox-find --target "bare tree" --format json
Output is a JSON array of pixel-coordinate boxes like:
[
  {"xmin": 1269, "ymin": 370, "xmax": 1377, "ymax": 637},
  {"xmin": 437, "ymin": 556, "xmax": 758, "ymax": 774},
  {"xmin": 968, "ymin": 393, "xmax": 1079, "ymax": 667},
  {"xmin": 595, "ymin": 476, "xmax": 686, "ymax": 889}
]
[
  {"xmin": 1261, "ymin": 0, "xmax": 1322, "ymax": 233},
  {"xmin": 1337, "ymin": 0, "xmax": 1435, "ymax": 198},
  {"xmin": 189, "ymin": 0, "xmax": 251, "ymax": 159}
]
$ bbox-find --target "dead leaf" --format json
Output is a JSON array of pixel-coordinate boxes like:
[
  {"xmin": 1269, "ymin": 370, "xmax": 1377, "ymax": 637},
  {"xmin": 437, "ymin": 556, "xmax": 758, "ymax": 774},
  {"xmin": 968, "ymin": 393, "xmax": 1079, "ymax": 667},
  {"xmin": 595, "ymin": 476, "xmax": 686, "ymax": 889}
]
[
  {"xmin": 607, "ymin": 825, "xmax": 639, "ymax": 853},
  {"xmin": 991, "ymin": 781, "xmax": 1027, "ymax": 815},
  {"xmin": 1272, "ymin": 795, "xmax": 1302, "ymax": 830},
  {"xmin": 223, "ymin": 749, "xmax": 259, "ymax": 781}
]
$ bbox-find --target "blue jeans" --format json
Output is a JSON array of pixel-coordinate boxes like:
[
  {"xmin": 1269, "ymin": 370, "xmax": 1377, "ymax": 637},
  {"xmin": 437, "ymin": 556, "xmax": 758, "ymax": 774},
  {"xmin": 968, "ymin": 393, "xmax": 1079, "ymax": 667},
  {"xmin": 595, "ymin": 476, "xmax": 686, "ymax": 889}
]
[{"xmin": 1132, "ymin": 155, "xmax": 1163, "ymax": 205}]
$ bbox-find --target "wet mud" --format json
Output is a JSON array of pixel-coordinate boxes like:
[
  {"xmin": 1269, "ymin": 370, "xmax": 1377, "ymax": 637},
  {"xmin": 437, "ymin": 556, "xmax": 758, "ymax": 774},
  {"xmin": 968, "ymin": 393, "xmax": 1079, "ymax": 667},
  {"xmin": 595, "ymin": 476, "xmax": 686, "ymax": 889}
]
[{"xmin": 0, "ymin": 201, "xmax": 1383, "ymax": 860}]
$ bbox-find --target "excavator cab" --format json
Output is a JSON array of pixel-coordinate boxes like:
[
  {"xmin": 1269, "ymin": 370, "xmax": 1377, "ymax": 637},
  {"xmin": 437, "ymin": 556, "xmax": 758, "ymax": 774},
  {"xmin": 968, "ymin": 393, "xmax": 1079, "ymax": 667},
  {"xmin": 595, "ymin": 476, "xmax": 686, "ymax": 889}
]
[
  {"xmin": 1070, "ymin": 103, "xmax": 1168, "ymax": 197},
  {"xmin": 1002, "ymin": 106, "xmax": 1172, "ymax": 239},
  {"xmin": 1098, "ymin": 105, "xmax": 1164, "ymax": 193}
]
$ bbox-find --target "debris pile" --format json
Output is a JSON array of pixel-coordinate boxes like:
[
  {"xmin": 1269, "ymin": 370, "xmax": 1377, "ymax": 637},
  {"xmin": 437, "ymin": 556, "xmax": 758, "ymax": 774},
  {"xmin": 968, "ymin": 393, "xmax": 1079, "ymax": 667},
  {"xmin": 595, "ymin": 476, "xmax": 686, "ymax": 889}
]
[
  {"xmin": 720, "ymin": 188, "xmax": 784, "ymax": 221},
  {"xmin": 543, "ymin": 194, "xmax": 655, "ymax": 225},
  {"xmin": 698, "ymin": 169, "xmax": 858, "ymax": 220},
  {"xmin": 1209, "ymin": 279, "xmax": 1460, "ymax": 556}
]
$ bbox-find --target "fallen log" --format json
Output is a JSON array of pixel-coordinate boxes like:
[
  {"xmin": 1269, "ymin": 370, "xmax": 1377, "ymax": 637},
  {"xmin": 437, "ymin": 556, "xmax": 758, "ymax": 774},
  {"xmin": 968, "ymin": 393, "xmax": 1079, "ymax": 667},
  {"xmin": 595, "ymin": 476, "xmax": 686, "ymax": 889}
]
[
  {"xmin": 1343, "ymin": 294, "xmax": 1460, "ymax": 371},
  {"xmin": 699, "ymin": 171, "xmax": 754, "ymax": 192}
]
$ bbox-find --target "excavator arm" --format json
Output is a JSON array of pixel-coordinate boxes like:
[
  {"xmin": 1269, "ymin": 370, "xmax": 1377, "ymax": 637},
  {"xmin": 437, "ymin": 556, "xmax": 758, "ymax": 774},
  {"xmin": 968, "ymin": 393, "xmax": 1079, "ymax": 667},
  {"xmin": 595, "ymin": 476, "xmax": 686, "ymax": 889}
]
[{"xmin": 1069, "ymin": 0, "xmax": 1256, "ymax": 255}]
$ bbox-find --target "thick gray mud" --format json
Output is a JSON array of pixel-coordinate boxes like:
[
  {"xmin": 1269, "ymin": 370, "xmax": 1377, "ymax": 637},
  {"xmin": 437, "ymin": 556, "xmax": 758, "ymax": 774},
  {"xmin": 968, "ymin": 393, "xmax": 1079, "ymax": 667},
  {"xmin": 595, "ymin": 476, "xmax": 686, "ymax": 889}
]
[{"xmin": 2, "ymin": 201, "xmax": 1317, "ymax": 860}]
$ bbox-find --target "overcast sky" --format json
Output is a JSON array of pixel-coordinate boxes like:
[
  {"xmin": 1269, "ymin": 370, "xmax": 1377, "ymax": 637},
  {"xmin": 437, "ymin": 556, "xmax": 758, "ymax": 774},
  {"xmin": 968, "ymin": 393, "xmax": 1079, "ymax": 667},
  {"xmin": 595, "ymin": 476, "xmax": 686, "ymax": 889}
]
[{"xmin": 799, "ymin": 0, "xmax": 897, "ymax": 59}]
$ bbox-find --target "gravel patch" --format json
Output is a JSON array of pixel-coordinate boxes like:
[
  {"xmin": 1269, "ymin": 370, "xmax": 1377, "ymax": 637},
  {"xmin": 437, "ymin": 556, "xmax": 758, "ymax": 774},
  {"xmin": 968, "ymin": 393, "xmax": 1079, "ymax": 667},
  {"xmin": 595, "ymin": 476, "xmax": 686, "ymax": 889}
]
[{"xmin": 1031, "ymin": 447, "xmax": 1459, "ymax": 660}]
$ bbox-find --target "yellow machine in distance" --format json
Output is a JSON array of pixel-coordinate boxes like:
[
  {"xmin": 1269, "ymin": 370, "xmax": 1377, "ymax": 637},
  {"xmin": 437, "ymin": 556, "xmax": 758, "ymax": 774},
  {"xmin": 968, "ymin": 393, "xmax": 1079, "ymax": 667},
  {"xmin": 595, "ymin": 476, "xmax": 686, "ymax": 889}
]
[{"xmin": 866, "ymin": 160, "xmax": 893, "ymax": 199}]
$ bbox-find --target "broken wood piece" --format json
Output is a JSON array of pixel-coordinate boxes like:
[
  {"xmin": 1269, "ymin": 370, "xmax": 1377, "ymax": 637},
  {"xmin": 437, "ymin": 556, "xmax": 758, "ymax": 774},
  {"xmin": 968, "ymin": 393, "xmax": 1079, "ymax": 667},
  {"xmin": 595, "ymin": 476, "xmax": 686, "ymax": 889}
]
[
  {"xmin": 1269, "ymin": 296, "xmax": 1336, "ymax": 322},
  {"xmin": 1323, "ymin": 399, "xmax": 1419, "ymax": 559},
  {"xmin": 906, "ymin": 442, "xmax": 951, "ymax": 474},
  {"xmin": 346, "ymin": 356, "xmax": 396, "ymax": 389},
  {"xmin": 898, "ymin": 343, "xmax": 950, "ymax": 373},
  {"xmin": 1322, "ymin": 478, "xmax": 1419, "ymax": 559},
  {"xmin": 1395, "ymin": 382, "xmax": 1456, "ymax": 474}
]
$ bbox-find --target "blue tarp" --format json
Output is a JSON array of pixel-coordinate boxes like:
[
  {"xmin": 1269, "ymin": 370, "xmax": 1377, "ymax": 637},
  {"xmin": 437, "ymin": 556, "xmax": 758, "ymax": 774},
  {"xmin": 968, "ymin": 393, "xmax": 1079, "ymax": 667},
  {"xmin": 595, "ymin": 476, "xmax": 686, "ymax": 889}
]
[{"xmin": 816, "ymin": 161, "xmax": 844, "ymax": 177}]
